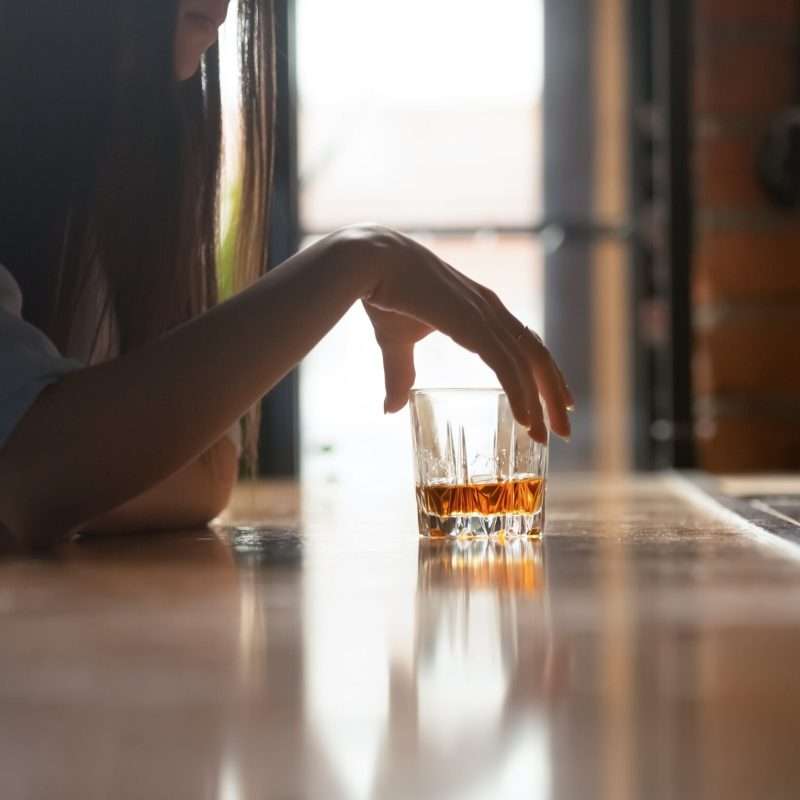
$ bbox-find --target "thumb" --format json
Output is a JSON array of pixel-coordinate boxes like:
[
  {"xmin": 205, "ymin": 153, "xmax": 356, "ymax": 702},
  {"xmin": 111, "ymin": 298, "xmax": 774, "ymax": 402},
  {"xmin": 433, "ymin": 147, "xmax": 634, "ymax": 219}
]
[{"xmin": 381, "ymin": 340, "xmax": 416, "ymax": 413}]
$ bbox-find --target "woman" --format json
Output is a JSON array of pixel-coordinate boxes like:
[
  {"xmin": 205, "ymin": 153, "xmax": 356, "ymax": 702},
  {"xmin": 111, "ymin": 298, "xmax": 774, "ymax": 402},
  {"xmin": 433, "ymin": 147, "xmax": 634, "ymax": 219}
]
[{"xmin": 0, "ymin": 0, "xmax": 573, "ymax": 546}]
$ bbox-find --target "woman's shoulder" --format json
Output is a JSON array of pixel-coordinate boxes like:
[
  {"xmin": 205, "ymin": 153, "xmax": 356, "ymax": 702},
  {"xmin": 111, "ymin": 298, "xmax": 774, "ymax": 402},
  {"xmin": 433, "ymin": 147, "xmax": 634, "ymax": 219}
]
[{"xmin": 0, "ymin": 263, "xmax": 23, "ymax": 317}]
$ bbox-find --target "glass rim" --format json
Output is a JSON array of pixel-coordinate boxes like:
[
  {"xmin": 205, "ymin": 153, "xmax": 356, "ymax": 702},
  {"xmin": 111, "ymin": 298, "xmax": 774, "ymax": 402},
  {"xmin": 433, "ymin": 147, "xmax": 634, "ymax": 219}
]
[{"xmin": 410, "ymin": 387, "xmax": 505, "ymax": 397}]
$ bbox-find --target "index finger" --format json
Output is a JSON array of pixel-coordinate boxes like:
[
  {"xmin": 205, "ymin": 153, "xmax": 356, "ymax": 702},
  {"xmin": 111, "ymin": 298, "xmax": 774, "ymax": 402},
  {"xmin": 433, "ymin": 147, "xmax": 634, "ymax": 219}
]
[
  {"xmin": 477, "ymin": 289, "xmax": 571, "ymax": 440},
  {"xmin": 529, "ymin": 341, "xmax": 572, "ymax": 440}
]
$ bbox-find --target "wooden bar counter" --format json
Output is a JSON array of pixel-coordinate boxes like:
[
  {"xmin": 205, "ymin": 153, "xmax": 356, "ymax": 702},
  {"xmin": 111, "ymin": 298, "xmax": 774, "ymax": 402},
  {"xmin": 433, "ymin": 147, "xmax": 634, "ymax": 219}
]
[{"xmin": 2, "ymin": 475, "xmax": 800, "ymax": 799}]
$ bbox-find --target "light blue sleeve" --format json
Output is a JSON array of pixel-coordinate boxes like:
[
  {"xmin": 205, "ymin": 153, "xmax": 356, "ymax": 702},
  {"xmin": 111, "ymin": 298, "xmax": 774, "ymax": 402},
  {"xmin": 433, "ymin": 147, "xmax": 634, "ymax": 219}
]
[{"xmin": 0, "ymin": 265, "xmax": 83, "ymax": 449}]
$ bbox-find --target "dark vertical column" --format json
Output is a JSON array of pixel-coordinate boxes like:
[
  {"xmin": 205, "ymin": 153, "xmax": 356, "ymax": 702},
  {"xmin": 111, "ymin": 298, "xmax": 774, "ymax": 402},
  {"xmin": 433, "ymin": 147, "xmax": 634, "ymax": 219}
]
[
  {"xmin": 259, "ymin": 0, "xmax": 301, "ymax": 476},
  {"xmin": 628, "ymin": 0, "xmax": 656, "ymax": 470},
  {"xmin": 543, "ymin": 0, "xmax": 595, "ymax": 470},
  {"xmin": 652, "ymin": 0, "xmax": 695, "ymax": 468}
]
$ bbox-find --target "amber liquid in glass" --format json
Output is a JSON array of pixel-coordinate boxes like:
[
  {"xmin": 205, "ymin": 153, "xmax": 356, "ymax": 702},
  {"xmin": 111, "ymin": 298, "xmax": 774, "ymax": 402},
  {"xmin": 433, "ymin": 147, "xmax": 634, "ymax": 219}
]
[{"xmin": 417, "ymin": 477, "xmax": 545, "ymax": 518}]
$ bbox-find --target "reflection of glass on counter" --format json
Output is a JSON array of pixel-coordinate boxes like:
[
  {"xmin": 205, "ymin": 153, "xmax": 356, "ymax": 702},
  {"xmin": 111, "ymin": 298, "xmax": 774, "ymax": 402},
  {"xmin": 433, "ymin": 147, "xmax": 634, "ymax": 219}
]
[
  {"xmin": 384, "ymin": 537, "xmax": 553, "ymax": 797},
  {"xmin": 415, "ymin": 536, "xmax": 547, "ymax": 690},
  {"xmin": 417, "ymin": 536, "xmax": 544, "ymax": 596}
]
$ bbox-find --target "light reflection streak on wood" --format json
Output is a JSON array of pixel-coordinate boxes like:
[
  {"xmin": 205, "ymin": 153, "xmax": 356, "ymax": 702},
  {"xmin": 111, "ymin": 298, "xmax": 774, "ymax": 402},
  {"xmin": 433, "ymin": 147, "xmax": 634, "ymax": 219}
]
[
  {"xmin": 599, "ymin": 492, "xmax": 635, "ymax": 800},
  {"xmin": 591, "ymin": 0, "xmax": 632, "ymax": 475}
]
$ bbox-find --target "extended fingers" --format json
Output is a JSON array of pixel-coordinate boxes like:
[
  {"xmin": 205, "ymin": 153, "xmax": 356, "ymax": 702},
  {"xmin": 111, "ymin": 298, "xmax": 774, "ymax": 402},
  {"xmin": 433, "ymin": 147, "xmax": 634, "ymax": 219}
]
[
  {"xmin": 479, "ymin": 328, "xmax": 547, "ymax": 442},
  {"xmin": 478, "ymin": 288, "xmax": 572, "ymax": 440},
  {"xmin": 380, "ymin": 340, "xmax": 417, "ymax": 413},
  {"xmin": 415, "ymin": 264, "xmax": 566, "ymax": 443},
  {"xmin": 490, "ymin": 326, "xmax": 549, "ymax": 442},
  {"xmin": 456, "ymin": 298, "xmax": 547, "ymax": 441},
  {"xmin": 556, "ymin": 362, "xmax": 576, "ymax": 409},
  {"xmin": 532, "ymin": 348, "xmax": 572, "ymax": 439}
]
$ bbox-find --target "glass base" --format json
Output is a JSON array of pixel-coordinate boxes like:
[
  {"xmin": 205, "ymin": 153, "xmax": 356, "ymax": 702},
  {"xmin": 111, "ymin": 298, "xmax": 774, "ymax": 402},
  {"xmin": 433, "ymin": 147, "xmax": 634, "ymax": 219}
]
[{"xmin": 417, "ymin": 510, "xmax": 543, "ymax": 539}]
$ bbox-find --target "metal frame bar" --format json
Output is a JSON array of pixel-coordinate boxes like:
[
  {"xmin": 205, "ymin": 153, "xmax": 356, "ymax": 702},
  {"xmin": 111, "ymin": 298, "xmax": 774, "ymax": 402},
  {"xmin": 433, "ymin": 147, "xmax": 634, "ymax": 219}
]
[
  {"xmin": 302, "ymin": 221, "xmax": 633, "ymax": 241},
  {"xmin": 258, "ymin": 0, "xmax": 301, "ymax": 476},
  {"xmin": 629, "ymin": 0, "xmax": 657, "ymax": 469}
]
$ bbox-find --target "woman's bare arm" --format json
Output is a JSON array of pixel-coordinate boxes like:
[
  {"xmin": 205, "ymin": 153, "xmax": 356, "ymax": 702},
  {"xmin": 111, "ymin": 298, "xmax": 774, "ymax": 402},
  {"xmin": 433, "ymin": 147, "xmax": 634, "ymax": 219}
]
[
  {"xmin": 79, "ymin": 437, "xmax": 238, "ymax": 534},
  {"xmin": 0, "ymin": 226, "xmax": 572, "ymax": 545},
  {"xmin": 0, "ymin": 232, "xmax": 362, "ymax": 544}
]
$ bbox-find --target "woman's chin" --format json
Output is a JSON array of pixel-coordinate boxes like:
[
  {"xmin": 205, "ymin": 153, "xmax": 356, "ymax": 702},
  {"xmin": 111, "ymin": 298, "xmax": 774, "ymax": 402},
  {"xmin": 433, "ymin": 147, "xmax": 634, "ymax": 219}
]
[
  {"xmin": 175, "ymin": 19, "xmax": 218, "ymax": 82},
  {"xmin": 174, "ymin": 54, "xmax": 202, "ymax": 82}
]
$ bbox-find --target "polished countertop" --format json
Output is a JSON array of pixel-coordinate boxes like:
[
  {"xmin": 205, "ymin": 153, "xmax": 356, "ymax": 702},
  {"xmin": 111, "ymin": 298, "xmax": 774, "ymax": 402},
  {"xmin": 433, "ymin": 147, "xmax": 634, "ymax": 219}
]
[{"xmin": 3, "ymin": 474, "xmax": 800, "ymax": 799}]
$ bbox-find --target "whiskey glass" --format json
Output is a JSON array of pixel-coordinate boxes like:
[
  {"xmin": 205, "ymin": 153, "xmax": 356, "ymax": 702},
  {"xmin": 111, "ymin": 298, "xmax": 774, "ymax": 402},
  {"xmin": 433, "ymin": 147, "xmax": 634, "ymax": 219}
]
[{"xmin": 410, "ymin": 389, "xmax": 548, "ymax": 538}]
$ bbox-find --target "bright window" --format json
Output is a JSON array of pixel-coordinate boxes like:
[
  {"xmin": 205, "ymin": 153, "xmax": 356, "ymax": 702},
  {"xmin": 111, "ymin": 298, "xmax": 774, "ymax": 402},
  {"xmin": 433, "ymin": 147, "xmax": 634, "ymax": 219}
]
[{"xmin": 297, "ymin": 0, "xmax": 546, "ymax": 483}]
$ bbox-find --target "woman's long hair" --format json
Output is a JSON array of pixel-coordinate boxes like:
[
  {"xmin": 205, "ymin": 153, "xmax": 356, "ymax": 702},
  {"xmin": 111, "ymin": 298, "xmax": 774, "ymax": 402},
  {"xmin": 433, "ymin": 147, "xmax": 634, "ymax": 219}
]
[{"xmin": 0, "ymin": 0, "xmax": 274, "ymax": 468}]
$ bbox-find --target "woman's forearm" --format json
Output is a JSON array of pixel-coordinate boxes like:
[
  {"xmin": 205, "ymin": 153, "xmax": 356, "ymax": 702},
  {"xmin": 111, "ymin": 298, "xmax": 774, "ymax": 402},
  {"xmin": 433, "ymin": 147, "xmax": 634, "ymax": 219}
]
[
  {"xmin": 0, "ymin": 232, "xmax": 371, "ymax": 541},
  {"xmin": 79, "ymin": 437, "xmax": 239, "ymax": 534}
]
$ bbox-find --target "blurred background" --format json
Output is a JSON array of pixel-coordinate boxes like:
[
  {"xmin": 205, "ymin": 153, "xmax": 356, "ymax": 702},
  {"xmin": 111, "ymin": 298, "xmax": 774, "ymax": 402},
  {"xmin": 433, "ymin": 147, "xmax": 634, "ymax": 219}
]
[{"xmin": 221, "ymin": 0, "xmax": 800, "ymax": 481}]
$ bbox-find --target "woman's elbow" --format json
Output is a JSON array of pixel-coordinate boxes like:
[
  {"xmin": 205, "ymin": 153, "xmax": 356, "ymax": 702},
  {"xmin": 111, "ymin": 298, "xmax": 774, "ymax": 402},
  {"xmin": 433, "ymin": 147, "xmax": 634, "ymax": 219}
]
[
  {"xmin": 0, "ymin": 497, "xmax": 76, "ymax": 549},
  {"xmin": 199, "ymin": 478, "xmax": 235, "ymax": 526}
]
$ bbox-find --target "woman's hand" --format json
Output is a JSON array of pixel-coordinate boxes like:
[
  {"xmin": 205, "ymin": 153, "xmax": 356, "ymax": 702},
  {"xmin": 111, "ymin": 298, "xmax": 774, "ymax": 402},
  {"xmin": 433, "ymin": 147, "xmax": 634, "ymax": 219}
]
[{"xmin": 342, "ymin": 225, "xmax": 574, "ymax": 442}]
